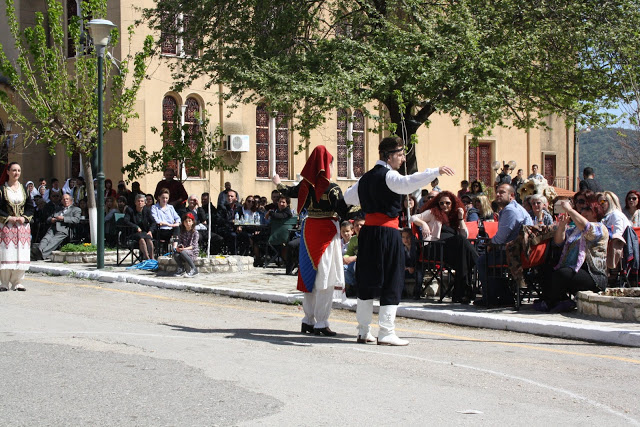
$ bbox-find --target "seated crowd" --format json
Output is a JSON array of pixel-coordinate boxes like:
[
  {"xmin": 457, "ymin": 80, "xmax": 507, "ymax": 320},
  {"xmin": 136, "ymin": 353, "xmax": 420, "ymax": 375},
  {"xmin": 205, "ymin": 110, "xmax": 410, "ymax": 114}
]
[
  {"xmin": 395, "ymin": 165, "xmax": 639, "ymax": 312},
  {"xmin": 23, "ymin": 164, "xmax": 640, "ymax": 311},
  {"xmin": 24, "ymin": 170, "xmax": 309, "ymax": 276}
]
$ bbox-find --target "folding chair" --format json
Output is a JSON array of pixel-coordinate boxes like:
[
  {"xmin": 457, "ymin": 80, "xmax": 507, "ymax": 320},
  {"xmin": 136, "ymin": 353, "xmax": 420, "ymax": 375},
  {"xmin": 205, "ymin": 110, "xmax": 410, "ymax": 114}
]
[
  {"xmin": 418, "ymin": 239, "xmax": 452, "ymax": 301},
  {"xmin": 116, "ymin": 224, "xmax": 142, "ymax": 266},
  {"xmin": 479, "ymin": 242, "xmax": 516, "ymax": 308},
  {"xmin": 465, "ymin": 221, "xmax": 479, "ymax": 240},
  {"xmin": 483, "ymin": 221, "xmax": 499, "ymax": 239}
]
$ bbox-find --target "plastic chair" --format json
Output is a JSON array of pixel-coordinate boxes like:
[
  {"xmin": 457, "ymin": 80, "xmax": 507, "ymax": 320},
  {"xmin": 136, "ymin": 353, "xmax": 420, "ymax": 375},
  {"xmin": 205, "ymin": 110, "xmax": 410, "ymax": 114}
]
[
  {"xmin": 466, "ymin": 221, "xmax": 479, "ymax": 240},
  {"xmin": 483, "ymin": 221, "xmax": 499, "ymax": 239}
]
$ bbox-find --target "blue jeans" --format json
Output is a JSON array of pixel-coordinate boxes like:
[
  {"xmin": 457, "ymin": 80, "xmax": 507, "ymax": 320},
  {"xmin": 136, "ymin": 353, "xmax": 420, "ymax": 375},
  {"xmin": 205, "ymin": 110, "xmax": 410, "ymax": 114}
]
[{"xmin": 344, "ymin": 263, "xmax": 356, "ymax": 286}]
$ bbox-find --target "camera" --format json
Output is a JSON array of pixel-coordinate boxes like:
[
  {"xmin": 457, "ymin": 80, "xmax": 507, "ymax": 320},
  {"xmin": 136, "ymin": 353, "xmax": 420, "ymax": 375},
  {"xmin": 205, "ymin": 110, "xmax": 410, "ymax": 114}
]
[{"xmin": 554, "ymin": 201, "xmax": 566, "ymax": 215}]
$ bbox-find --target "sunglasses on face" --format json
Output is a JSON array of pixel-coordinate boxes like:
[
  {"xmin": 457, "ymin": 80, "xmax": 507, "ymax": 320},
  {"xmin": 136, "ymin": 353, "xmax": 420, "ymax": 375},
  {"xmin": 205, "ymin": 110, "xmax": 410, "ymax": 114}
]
[
  {"xmin": 628, "ymin": 197, "xmax": 638, "ymax": 201},
  {"xmin": 439, "ymin": 201, "xmax": 452, "ymax": 206},
  {"xmin": 576, "ymin": 199, "xmax": 586, "ymax": 205},
  {"xmin": 599, "ymin": 200, "xmax": 608, "ymax": 205},
  {"xmin": 531, "ymin": 201, "xmax": 542, "ymax": 205}
]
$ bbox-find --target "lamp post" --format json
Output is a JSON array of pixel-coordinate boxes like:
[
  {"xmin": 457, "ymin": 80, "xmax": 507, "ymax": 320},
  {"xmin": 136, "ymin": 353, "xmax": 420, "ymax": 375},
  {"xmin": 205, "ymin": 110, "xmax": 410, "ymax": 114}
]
[{"xmin": 87, "ymin": 19, "xmax": 116, "ymax": 269}]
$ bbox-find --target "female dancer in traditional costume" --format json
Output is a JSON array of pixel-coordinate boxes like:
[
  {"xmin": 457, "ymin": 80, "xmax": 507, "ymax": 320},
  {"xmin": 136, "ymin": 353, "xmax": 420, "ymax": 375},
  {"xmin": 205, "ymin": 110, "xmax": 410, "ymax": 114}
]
[
  {"xmin": 272, "ymin": 146, "xmax": 346, "ymax": 336},
  {"xmin": 0, "ymin": 162, "xmax": 34, "ymax": 291}
]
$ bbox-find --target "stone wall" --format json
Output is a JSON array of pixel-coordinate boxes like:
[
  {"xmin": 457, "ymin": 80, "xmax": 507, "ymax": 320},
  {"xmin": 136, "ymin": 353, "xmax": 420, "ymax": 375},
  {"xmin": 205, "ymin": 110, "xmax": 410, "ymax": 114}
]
[
  {"xmin": 50, "ymin": 251, "xmax": 118, "ymax": 264},
  {"xmin": 157, "ymin": 255, "xmax": 254, "ymax": 274},
  {"xmin": 576, "ymin": 290, "xmax": 640, "ymax": 322}
]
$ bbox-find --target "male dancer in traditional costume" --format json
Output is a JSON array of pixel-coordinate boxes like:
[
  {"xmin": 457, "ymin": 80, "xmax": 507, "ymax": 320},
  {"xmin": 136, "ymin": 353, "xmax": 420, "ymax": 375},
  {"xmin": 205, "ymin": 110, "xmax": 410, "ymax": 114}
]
[
  {"xmin": 344, "ymin": 137, "xmax": 454, "ymax": 345},
  {"xmin": 272, "ymin": 146, "xmax": 346, "ymax": 336}
]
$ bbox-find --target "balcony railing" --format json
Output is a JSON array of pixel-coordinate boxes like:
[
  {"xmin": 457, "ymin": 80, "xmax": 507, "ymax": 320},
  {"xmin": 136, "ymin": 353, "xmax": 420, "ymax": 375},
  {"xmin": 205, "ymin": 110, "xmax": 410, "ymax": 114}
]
[{"xmin": 551, "ymin": 176, "xmax": 572, "ymax": 190}]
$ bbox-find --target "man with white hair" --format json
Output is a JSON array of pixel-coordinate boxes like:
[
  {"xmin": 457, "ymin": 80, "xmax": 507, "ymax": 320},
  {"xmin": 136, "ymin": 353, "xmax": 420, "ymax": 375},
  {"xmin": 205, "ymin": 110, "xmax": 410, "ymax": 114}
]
[{"xmin": 31, "ymin": 194, "xmax": 81, "ymax": 260}]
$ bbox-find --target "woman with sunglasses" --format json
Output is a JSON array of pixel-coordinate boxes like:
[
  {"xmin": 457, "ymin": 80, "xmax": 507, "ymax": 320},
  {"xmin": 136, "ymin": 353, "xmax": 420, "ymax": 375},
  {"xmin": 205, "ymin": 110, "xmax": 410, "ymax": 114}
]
[
  {"xmin": 623, "ymin": 190, "xmax": 640, "ymax": 227},
  {"xmin": 468, "ymin": 180, "xmax": 486, "ymax": 199},
  {"xmin": 411, "ymin": 191, "xmax": 478, "ymax": 303}
]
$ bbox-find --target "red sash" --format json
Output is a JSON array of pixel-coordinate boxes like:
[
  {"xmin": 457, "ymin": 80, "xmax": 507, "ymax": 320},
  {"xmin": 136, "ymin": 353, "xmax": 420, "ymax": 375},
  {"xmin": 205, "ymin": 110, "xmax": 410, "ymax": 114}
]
[{"xmin": 364, "ymin": 213, "xmax": 398, "ymax": 229}]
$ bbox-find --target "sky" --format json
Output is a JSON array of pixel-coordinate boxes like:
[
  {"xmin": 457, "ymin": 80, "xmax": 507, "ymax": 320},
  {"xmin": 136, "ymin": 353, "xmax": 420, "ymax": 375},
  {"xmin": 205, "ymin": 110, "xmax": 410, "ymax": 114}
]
[{"xmin": 604, "ymin": 101, "xmax": 637, "ymax": 129}]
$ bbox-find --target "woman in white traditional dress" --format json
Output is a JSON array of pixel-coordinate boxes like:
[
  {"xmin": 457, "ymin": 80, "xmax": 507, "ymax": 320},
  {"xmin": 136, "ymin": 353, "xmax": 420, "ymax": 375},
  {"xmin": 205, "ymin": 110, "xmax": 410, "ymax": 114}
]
[{"xmin": 0, "ymin": 162, "xmax": 34, "ymax": 291}]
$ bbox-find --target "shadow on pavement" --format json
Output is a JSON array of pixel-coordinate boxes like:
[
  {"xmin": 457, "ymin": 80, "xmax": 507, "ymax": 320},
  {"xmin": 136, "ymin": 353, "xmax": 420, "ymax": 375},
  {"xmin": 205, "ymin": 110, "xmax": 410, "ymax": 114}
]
[{"xmin": 160, "ymin": 323, "xmax": 349, "ymax": 346}]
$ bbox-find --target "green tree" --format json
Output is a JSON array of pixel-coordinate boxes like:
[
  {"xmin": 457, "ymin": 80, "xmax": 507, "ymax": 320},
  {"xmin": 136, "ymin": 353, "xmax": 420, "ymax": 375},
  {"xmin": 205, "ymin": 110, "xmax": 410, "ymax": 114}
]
[
  {"xmin": 143, "ymin": 0, "xmax": 637, "ymax": 173},
  {"xmin": 0, "ymin": 0, "xmax": 151, "ymax": 242},
  {"xmin": 121, "ymin": 108, "xmax": 238, "ymax": 182}
]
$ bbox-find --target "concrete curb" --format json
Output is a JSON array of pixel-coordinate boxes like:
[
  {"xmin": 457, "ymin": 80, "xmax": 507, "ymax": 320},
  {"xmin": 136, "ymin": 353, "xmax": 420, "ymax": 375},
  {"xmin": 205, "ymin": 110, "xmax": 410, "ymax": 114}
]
[{"xmin": 29, "ymin": 265, "xmax": 640, "ymax": 347}]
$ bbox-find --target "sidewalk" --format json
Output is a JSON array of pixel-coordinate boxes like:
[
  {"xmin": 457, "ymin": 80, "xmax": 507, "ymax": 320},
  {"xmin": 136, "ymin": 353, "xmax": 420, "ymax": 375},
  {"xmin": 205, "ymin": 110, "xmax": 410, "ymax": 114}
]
[{"xmin": 28, "ymin": 259, "xmax": 640, "ymax": 347}]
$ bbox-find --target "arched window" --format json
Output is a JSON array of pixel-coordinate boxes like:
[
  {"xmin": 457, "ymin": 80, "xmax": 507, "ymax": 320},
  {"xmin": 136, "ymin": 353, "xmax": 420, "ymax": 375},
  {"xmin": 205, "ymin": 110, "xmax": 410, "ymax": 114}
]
[
  {"xmin": 336, "ymin": 109, "xmax": 349, "ymax": 178},
  {"xmin": 335, "ymin": 108, "xmax": 365, "ymax": 179},
  {"xmin": 256, "ymin": 105, "xmax": 289, "ymax": 179},
  {"xmin": 184, "ymin": 98, "xmax": 200, "ymax": 177},
  {"xmin": 256, "ymin": 105, "xmax": 270, "ymax": 178},
  {"xmin": 352, "ymin": 109, "xmax": 365, "ymax": 177},
  {"xmin": 275, "ymin": 111, "xmax": 289, "ymax": 177},
  {"xmin": 162, "ymin": 95, "xmax": 179, "ymax": 173}
]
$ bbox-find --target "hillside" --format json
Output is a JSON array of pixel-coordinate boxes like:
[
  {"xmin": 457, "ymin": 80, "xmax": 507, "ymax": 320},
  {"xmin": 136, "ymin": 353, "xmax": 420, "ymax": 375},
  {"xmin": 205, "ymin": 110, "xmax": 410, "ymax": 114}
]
[{"xmin": 579, "ymin": 127, "xmax": 640, "ymax": 201}]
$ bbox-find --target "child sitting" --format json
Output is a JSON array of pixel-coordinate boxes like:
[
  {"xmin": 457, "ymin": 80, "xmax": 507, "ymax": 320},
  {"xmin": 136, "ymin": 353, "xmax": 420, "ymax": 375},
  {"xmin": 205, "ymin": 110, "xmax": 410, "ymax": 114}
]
[
  {"xmin": 340, "ymin": 221, "xmax": 353, "ymax": 255},
  {"xmin": 173, "ymin": 212, "xmax": 199, "ymax": 277},
  {"xmin": 401, "ymin": 227, "xmax": 422, "ymax": 299},
  {"xmin": 343, "ymin": 217, "xmax": 365, "ymax": 297}
]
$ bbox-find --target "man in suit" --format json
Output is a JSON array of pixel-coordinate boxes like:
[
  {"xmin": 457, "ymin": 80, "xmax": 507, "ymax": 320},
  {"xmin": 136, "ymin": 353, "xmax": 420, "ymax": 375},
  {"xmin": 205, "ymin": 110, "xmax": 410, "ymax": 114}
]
[{"xmin": 31, "ymin": 194, "xmax": 81, "ymax": 260}]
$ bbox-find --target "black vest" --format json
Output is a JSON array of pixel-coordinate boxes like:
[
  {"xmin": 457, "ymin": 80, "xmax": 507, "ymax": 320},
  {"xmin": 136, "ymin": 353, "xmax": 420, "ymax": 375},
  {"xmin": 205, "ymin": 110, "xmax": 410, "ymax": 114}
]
[{"xmin": 357, "ymin": 164, "xmax": 402, "ymax": 217}]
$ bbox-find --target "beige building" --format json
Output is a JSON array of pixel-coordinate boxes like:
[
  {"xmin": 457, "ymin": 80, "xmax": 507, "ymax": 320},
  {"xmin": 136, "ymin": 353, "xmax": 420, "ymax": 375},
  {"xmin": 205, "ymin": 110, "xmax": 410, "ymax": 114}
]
[{"xmin": 1, "ymin": 1, "xmax": 575, "ymax": 201}]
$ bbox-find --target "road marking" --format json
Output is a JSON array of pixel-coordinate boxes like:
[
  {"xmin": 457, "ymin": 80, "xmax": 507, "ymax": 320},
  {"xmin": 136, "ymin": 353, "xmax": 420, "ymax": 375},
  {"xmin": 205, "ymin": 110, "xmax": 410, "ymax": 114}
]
[
  {"xmin": 352, "ymin": 347, "xmax": 640, "ymax": 426},
  {"xmin": 28, "ymin": 277, "xmax": 640, "ymax": 365}
]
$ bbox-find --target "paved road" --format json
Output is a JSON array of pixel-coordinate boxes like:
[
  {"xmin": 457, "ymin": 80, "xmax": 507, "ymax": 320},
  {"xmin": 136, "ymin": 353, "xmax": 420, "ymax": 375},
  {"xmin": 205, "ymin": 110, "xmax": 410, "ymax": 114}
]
[{"xmin": 2, "ymin": 274, "xmax": 639, "ymax": 426}]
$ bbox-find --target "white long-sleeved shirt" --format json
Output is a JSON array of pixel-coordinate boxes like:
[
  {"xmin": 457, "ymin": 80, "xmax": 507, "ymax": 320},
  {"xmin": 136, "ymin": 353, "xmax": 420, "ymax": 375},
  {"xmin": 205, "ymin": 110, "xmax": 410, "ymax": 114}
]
[{"xmin": 343, "ymin": 160, "xmax": 440, "ymax": 206}]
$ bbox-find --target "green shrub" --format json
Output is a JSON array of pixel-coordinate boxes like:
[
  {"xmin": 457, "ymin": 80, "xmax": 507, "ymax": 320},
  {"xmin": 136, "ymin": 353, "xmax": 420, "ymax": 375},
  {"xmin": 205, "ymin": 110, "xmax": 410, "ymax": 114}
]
[{"xmin": 60, "ymin": 243, "xmax": 97, "ymax": 252}]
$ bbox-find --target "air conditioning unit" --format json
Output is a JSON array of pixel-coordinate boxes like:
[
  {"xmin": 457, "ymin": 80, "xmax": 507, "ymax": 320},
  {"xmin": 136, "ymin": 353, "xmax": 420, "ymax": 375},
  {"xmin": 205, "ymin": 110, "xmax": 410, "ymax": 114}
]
[{"xmin": 227, "ymin": 134, "xmax": 250, "ymax": 152}]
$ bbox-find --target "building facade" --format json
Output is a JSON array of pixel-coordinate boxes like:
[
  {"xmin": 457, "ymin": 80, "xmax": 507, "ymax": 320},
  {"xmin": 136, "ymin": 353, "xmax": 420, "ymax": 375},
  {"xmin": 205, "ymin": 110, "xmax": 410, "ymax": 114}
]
[{"xmin": 1, "ymin": 0, "xmax": 575, "ymax": 200}]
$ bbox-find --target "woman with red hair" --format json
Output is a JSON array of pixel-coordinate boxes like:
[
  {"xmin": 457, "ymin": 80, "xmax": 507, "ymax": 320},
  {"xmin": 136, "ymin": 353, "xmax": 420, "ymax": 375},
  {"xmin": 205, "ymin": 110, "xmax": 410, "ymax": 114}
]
[
  {"xmin": 623, "ymin": 190, "xmax": 640, "ymax": 227},
  {"xmin": 411, "ymin": 191, "xmax": 478, "ymax": 303},
  {"xmin": 272, "ymin": 145, "xmax": 346, "ymax": 336}
]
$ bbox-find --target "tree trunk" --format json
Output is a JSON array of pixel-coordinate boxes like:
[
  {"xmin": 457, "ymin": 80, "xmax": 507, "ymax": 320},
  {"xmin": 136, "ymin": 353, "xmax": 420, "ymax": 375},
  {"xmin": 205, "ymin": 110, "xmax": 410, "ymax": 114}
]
[
  {"xmin": 82, "ymin": 157, "xmax": 98, "ymax": 244},
  {"xmin": 384, "ymin": 97, "xmax": 434, "ymax": 176}
]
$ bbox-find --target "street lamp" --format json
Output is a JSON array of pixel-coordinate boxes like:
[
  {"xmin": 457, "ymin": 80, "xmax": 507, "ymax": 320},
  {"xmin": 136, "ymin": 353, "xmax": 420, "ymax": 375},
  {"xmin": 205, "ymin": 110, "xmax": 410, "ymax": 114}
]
[{"xmin": 87, "ymin": 19, "xmax": 116, "ymax": 269}]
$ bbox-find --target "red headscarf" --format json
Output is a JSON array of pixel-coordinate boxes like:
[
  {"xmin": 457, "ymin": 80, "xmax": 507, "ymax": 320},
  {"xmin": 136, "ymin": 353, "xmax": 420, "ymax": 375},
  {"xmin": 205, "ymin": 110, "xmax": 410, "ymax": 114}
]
[{"xmin": 296, "ymin": 145, "xmax": 333, "ymax": 214}]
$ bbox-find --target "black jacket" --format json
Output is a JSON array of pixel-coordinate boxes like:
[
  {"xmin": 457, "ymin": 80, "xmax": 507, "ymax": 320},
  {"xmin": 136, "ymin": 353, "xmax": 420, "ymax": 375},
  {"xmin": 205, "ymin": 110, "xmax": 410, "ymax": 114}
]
[{"xmin": 123, "ymin": 206, "xmax": 157, "ymax": 234}]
